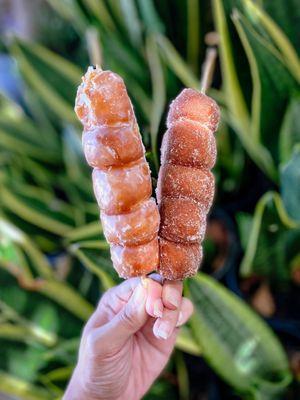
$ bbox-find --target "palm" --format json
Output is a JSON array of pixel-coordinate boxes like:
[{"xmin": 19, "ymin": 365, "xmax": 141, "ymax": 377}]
[
  {"xmin": 94, "ymin": 290, "xmax": 177, "ymax": 400},
  {"xmin": 118, "ymin": 320, "xmax": 177, "ymax": 399},
  {"xmin": 66, "ymin": 277, "xmax": 192, "ymax": 400}
]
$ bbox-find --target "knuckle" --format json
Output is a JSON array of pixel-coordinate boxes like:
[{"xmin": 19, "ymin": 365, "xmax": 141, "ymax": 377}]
[{"xmin": 119, "ymin": 307, "xmax": 136, "ymax": 330}]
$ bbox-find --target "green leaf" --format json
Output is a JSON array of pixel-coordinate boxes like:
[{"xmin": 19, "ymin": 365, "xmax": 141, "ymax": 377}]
[
  {"xmin": 1, "ymin": 186, "xmax": 74, "ymax": 236},
  {"xmin": 64, "ymin": 220, "xmax": 102, "ymax": 243},
  {"xmin": 70, "ymin": 247, "xmax": 116, "ymax": 290},
  {"xmin": 146, "ymin": 35, "xmax": 166, "ymax": 172},
  {"xmin": 280, "ymin": 145, "xmax": 300, "ymax": 222},
  {"xmin": 239, "ymin": 191, "xmax": 300, "ymax": 281},
  {"xmin": 40, "ymin": 280, "xmax": 93, "ymax": 321},
  {"xmin": 120, "ymin": 0, "xmax": 142, "ymax": 47},
  {"xmin": 175, "ymin": 325, "xmax": 201, "ymax": 356},
  {"xmin": 137, "ymin": 0, "xmax": 164, "ymax": 34},
  {"xmin": 11, "ymin": 39, "xmax": 79, "ymax": 124},
  {"xmin": 187, "ymin": 273, "xmax": 292, "ymax": 397},
  {"xmin": 0, "ymin": 371, "xmax": 53, "ymax": 400},
  {"xmin": 174, "ymin": 351, "xmax": 189, "ymax": 400},
  {"xmin": 82, "ymin": 0, "xmax": 116, "ymax": 31},
  {"xmin": 156, "ymin": 35, "xmax": 199, "ymax": 89},
  {"xmin": 232, "ymin": 10, "xmax": 261, "ymax": 142},
  {"xmin": 46, "ymin": 0, "xmax": 87, "ymax": 33},
  {"xmin": 279, "ymin": 98, "xmax": 300, "ymax": 163},
  {"xmin": 242, "ymin": 0, "xmax": 300, "ymax": 82},
  {"xmin": 0, "ymin": 218, "xmax": 53, "ymax": 279},
  {"xmin": 212, "ymin": 0, "xmax": 250, "ymax": 131},
  {"xmin": 231, "ymin": 8, "xmax": 296, "ymax": 166},
  {"xmin": 186, "ymin": 0, "xmax": 200, "ymax": 73}
]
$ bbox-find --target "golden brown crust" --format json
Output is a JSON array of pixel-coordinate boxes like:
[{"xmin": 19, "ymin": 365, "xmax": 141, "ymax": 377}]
[
  {"xmin": 158, "ymin": 88, "xmax": 220, "ymax": 280},
  {"xmin": 75, "ymin": 67, "xmax": 159, "ymax": 278}
]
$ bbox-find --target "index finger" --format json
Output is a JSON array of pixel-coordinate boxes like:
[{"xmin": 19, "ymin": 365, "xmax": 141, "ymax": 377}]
[{"xmin": 162, "ymin": 280, "xmax": 183, "ymax": 310}]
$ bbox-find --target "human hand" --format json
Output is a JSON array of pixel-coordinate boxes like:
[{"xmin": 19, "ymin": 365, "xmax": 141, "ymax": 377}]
[{"xmin": 64, "ymin": 275, "xmax": 193, "ymax": 400}]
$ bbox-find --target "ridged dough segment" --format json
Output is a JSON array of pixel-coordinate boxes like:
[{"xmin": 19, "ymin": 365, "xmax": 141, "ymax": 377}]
[
  {"xmin": 110, "ymin": 238, "xmax": 159, "ymax": 278},
  {"xmin": 159, "ymin": 239, "xmax": 203, "ymax": 280},
  {"xmin": 101, "ymin": 198, "xmax": 159, "ymax": 246}
]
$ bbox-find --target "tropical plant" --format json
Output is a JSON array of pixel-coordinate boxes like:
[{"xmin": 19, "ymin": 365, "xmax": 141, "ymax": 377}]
[{"xmin": 0, "ymin": 0, "xmax": 299, "ymax": 399}]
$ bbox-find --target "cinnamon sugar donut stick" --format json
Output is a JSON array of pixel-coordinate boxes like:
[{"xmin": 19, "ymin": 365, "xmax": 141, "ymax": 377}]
[
  {"xmin": 157, "ymin": 48, "xmax": 220, "ymax": 280},
  {"xmin": 75, "ymin": 66, "xmax": 159, "ymax": 278}
]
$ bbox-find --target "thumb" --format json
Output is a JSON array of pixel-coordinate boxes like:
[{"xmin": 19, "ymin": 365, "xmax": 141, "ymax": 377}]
[{"xmin": 89, "ymin": 283, "xmax": 148, "ymax": 353}]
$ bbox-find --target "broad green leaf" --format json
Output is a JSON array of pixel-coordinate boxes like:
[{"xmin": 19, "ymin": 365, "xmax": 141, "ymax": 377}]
[
  {"xmin": 187, "ymin": 273, "xmax": 292, "ymax": 398},
  {"xmin": 261, "ymin": 0, "xmax": 300, "ymax": 53},
  {"xmin": 239, "ymin": 191, "xmax": 300, "ymax": 281},
  {"xmin": 231, "ymin": 8, "xmax": 296, "ymax": 165},
  {"xmin": 212, "ymin": 0, "xmax": 279, "ymax": 180},
  {"xmin": 0, "ymin": 371, "xmax": 53, "ymax": 400},
  {"xmin": 280, "ymin": 145, "xmax": 300, "ymax": 222},
  {"xmin": 175, "ymin": 325, "xmax": 201, "ymax": 356},
  {"xmin": 146, "ymin": 35, "xmax": 166, "ymax": 172},
  {"xmin": 279, "ymin": 99, "xmax": 300, "ymax": 163}
]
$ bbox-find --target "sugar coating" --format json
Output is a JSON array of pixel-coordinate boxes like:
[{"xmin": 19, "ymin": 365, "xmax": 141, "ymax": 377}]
[
  {"xmin": 82, "ymin": 123, "xmax": 144, "ymax": 168},
  {"xmin": 167, "ymin": 88, "xmax": 220, "ymax": 132},
  {"xmin": 101, "ymin": 198, "xmax": 160, "ymax": 246},
  {"xmin": 158, "ymin": 88, "xmax": 220, "ymax": 280},
  {"xmin": 159, "ymin": 239, "xmax": 203, "ymax": 280},
  {"xmin": 75, "ymin": 66, "xmax": 159, "ymax": 278},
  {"xmin": 156, "ymin": 163, "xmax": 215, "ymax": 211},
  {"xmin": 159, "ymin": 197, "xmax": 207, "ymax": 243},
  {"xmin": 111, "ymin": 237, "xmax": 159, "ymax": 278},
  {"xmin": 161, "ymin": 120, "xmax": 217, "ymax": 169}
]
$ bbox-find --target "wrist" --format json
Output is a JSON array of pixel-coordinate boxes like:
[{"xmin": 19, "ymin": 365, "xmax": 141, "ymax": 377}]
[{"xmin": 63, "ymin": 367, "xmax": 98, "ymax": 400}]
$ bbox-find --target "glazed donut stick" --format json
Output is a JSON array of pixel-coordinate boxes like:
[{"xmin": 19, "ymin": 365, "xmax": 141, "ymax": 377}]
[
  {"xmin": 75, "ymin": 66, "xmax": 159, "ymax": 278},
  {"xmin": 157, "ymin": 48, "xmax": 220, "ymax": 280}
]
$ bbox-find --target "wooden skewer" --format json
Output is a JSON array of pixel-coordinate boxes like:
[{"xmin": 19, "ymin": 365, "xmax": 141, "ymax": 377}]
[
  {"xmin": 86, "ymin": 27, "xmax": 102, "ymax": 68},
  {"xmin": 200, "ymin": 47, "xmax": 217, "ymax": 94}
]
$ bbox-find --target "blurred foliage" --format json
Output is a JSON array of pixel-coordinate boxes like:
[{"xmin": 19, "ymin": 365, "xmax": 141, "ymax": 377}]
[{"xmin": 0, "ymin": 0, "xmax": 299, "ymax": 399}]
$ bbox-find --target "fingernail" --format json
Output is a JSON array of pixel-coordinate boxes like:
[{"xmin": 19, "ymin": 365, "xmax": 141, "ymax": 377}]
[
  {"xmin": 132, "ymin": 284, "xmax": 146, "ymax": 308},
  {"xmin": 154, "ymin": 321, "xmax": 171, "ymax": 340},
  {"xmin": 176, "ymin": 311, "xmax": 183, "ymax": 327},
  {"xmin": 153, "ymin": 299, "xmax": 163, "ymax": 318},
  {"xmin": 166, "ymin": 292, "xmax": 180, "ymax": 308}
]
